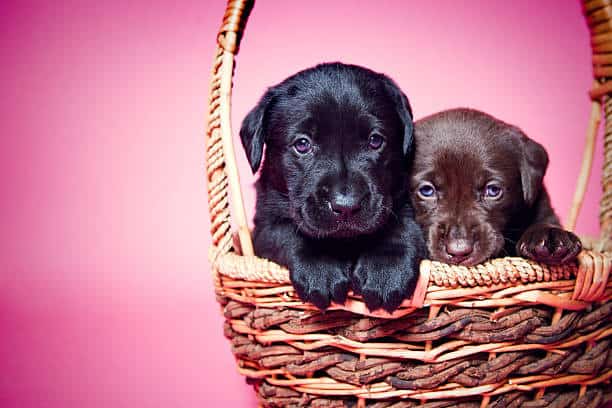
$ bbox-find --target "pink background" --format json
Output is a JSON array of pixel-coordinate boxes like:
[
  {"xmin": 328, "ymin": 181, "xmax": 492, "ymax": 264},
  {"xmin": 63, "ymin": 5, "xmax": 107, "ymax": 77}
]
[{"xmin": 0, "ymin": 1, "xmax": 603, "ymax": 407}]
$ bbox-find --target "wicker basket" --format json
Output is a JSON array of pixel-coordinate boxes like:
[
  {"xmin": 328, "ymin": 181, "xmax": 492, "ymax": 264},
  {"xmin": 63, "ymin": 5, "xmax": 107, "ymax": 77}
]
[{"xmin": 206, "ymin": 1, "xmax": 612, "ymax": 406}]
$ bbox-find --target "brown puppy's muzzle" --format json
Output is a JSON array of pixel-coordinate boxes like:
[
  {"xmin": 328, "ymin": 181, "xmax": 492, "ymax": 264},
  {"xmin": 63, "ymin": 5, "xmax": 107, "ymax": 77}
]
[
  {"xmin": 434, "ymin": 223, "xmax": 475, "ymax": 265},
  {"xmin": 429, "ymin": 220, "xmax": 504, "ymax": 266},
  {"xmin": 445, "ymin": 238, "xmax": 474, "ymax": 263}
]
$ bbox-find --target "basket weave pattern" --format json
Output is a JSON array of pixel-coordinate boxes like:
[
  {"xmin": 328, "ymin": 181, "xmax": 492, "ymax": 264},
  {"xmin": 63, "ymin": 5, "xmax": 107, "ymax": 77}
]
[{"xmin": 206, "ymin": 1, "xmax": 612, "ymax": 406}]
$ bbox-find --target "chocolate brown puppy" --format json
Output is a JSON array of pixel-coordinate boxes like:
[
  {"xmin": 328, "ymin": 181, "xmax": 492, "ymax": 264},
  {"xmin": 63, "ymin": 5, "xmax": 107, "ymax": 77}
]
[
  {"xmin": 241, "ymin": 63, "xmax": 426, "ymax": 312},
  {"xmin": 410, "ymin": 108, "xmax": 581, "ymax": 266}
]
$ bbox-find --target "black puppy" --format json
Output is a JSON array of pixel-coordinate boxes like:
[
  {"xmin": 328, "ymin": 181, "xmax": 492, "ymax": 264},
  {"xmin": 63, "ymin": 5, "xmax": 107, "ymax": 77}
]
[
  {"xmin": 410, "ymin": 108, "xmax": 581, "ymax": 266},
  {"xmin": 240, "ymin": 62, "xmax": 426, "ymax": 312}
]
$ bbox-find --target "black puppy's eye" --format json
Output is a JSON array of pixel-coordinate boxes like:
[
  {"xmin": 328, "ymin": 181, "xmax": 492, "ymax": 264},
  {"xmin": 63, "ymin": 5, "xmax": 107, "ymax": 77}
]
[
  {"xmin": 293, "ymin": 138, "xmax": 312, "ymax": 154},
  {"xmin": 484, "ymin": 182, "xmax": 503, "ymax": 200},
  {"xmin": 368, "ymin": 133, "xmax": 384, "ymax": 150},
  {"xmin": 417, "ymin": 182, "xmax": 436, "ymax": 199}
]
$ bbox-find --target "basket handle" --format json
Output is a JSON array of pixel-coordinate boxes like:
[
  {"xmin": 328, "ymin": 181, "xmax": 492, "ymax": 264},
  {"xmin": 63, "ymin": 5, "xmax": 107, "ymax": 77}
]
[
  {"xmin": 206, "ymin": 0, "xmax": 255, "ymax": 258},
  {"xmin": 574, "ymin": 0, "xmax": 612, "ymax": 251}
]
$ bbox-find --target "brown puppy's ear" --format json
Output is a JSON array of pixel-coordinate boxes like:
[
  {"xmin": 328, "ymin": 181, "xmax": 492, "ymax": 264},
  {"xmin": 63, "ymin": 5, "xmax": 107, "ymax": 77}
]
[
  {"xmin": 514, "ymin": 127, "xmax": 549, "ymax": 207},
  {"xmin": 239, "ymin": 90, "xmax": 276, "ymax": 173},
  {"xmin": 380, "ymin": 77, "xmax": 414, "ymax": 156}
]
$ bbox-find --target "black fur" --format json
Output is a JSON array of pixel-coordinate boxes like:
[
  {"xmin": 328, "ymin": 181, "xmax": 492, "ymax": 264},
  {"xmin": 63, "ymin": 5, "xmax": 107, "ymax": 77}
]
[{"xmin": 240, "ymin": 62, "xmax": 426, "ymax": 312}]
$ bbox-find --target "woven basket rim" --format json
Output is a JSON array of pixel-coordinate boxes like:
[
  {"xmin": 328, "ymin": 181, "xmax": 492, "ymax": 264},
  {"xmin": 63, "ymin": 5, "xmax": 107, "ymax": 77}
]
[{"xmin": 212, "ymin": 246, "xmax": 611, "ymax": 313}]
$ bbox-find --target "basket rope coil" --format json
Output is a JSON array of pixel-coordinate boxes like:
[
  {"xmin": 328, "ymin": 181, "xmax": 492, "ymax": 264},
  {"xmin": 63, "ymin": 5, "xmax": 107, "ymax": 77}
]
[{"xmin": 206, "ymin": 1, "xmax": 612, "ymax": 406}]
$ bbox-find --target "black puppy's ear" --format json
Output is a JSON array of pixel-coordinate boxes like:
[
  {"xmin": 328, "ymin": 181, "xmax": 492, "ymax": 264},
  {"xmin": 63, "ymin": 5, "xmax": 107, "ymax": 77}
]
[
  {"xmin": 240, "ymin": 91, "xmax": 275, "ymax": 173},
  {"xmin": 515, "ymin": 127, "xmax": 549, "ymax": 207},
  {"xmin": 381, "ymin": 77, "xmax": 414, "ymax": 155}
]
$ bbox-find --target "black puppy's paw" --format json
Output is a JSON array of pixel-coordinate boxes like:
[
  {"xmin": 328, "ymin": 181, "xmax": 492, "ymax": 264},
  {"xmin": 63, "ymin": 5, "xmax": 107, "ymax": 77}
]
[
  {"xmin": 517, "ymin": 224, "xmax": 582, "ymax": 265},
  {"xmin": 289, "ymin": 256, "xmax": 350, "ymax": 310},
  {"xmin": 352, "ymin": 252, "xmax": 419, "ymax": 312}
]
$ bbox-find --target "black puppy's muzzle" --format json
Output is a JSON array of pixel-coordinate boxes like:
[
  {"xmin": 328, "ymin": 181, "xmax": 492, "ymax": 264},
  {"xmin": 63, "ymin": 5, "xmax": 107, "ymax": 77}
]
[
  {"xmin": 327, "ymin": 190, "xmax": 366, "ymax": 220},
  {"xmin": 298, "ymin": 172, "xmax": 387, "ymax": 238}
]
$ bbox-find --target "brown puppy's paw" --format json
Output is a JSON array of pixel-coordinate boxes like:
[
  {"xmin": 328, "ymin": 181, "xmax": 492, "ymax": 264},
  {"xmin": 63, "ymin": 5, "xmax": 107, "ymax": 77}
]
[{"xmin": 517, "ymin": 224, "xmax": 582, "ymax": 265}]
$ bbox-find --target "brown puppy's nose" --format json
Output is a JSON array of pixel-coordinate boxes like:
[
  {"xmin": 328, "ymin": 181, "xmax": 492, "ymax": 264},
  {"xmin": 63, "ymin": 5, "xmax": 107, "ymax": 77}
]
[
  {"xmin": 446, "ymin": 239, "xmax": 474, "ymax": 258},
  {"xmin": 329, "ymin": 193, "xmax": 361, "ymax": 218}
]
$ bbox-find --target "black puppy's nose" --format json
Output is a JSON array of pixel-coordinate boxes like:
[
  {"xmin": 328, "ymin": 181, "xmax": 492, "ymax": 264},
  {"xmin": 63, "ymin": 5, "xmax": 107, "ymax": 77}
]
[
  {"xmin": 329, "ymin": 193, "xmax": 362, "ymax": 218},
  {"xmin": 446, "ymin": 239, "xmax": 474, "ymax": 258}
]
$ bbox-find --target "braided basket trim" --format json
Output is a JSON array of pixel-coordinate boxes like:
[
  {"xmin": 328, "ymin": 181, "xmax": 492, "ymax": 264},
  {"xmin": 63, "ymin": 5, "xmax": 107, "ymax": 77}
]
[
  {"xmin": 211, "ymin": 247, "xmax": 611, "ymax": 311},
  {"xmin": 210, "ymin": 248, "xmax": 576, "ymax": 286}
]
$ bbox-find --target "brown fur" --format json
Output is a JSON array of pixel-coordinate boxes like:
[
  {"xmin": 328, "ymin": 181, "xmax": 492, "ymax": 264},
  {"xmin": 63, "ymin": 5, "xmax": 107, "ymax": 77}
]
[{"xmin": 410, "ymin": 108, "xmax": 581, "ymax": 266}]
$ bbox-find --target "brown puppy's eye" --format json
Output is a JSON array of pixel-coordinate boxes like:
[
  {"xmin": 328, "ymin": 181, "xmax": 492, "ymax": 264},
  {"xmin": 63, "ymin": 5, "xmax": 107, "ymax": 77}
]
[
  {"xmin": 368, "ymin": 133, "xmax": 384, "ymax": 150},
  {"xmin": 293, "ymin": 138, "xmax": 312, "ymax": 154},
  {"xmin": 484, "ymin": 182, "xmax": 503, "ymax": 199},
  {"xmin": 417, "ymin": 182, "xmax": 436, "ymax": 200}
]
